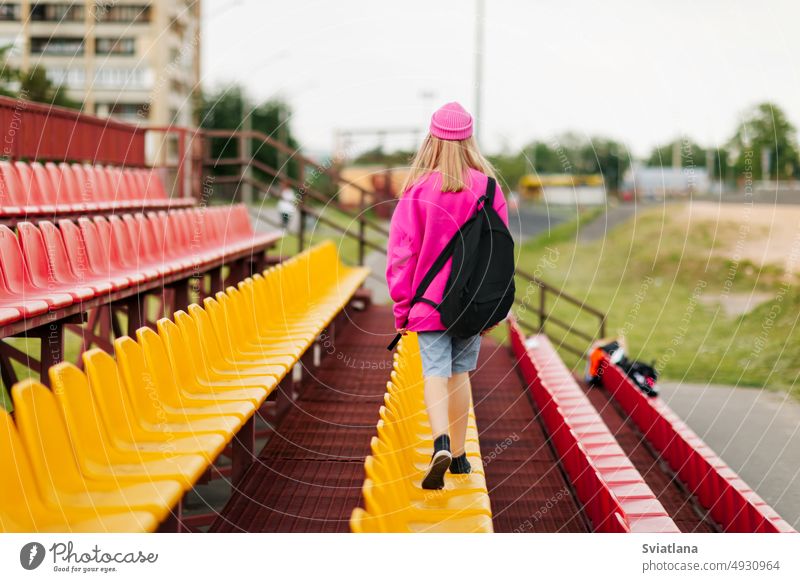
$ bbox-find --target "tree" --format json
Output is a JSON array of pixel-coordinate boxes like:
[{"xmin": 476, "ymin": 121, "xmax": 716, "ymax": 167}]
[
  {"xmin": 488, "ymin": 150, "xmax": 529, "ymax": 192},
  {"xmin": 491, "ymin": 135, "xmax": 630, "ymax": 193},
  {"xmin": 352, "ymin": 146, "xmax": 414, "ymax": 166},
  {"xmin": 18, "ymin": 66, "xmax": 81, "ymax": 109},
  {"xmin": 0, "ymin": 45, "xmax": 81, "ymax": 109},
  {"xmin": 199, "ymin": 85, "xmax": 301, "ymax": 187},
  {"xmin": 647, "ymin": 139, "xmax": 707, "ymax": 169},
  {"xmin": 728, "ymin": 102, "xmax": 800, "ymax": 180}
]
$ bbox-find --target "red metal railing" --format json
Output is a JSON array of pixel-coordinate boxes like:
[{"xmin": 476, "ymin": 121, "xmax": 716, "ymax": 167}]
[{"xmin": 0, "ymin": 96, "xmax": 145, "ymax": 166}]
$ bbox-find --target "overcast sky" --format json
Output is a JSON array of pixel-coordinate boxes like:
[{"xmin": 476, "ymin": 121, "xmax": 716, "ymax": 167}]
[{"xmin": 201, "ymin": 0, "xmax": 800, "ymax": 158}]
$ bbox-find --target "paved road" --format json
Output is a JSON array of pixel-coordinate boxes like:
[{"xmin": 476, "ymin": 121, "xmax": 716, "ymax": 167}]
[
  {"xmin": 510, "ymin": 204, "xmax": 572, "ymax": 242},
  {"xmin": 578, "ymin": 203, "xmax": 639, "ymax": 242},
  {"xmin": 658, "ymin": 382, "xmax": 800, "ymax": 529}
]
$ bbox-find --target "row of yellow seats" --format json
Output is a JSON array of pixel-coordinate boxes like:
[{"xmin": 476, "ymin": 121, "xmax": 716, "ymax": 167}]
[
  {"xmin": 350, "ymin": 333, "xmax": 494, "ymax": 533},
  {"xmin": 0, "ymin": 240, "xmax": 370, "ymax": 533}
]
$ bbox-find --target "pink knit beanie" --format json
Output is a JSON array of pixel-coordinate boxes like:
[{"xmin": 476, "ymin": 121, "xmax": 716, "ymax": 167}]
[{"xmin": 429, "ymin": 102, "xmax": 473, "ymax": 141}]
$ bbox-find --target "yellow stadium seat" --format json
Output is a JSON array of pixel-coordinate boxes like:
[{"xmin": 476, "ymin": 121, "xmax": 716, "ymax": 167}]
[
  {"xmin": 213, "ymin": 290, "xmax": 314, "ymax": 357},
  {"xmin": 11, "ymin": 380, "xmax": 183, "ymax": 523},
  {"xmin": 114, "ymin": 336, "xmax": 243, "ymax": 436},
  {"xmin": 0, "ymin": 411, "xmax": 158, "ymax": 533},
  {"xmin": 188, "ymin": 302, "xmax": 288, "ymax": 376},
  {"xmin": 156, "ymin": 317, "xmax": 273, "ymax": 404},
  {"xmin": 82, "ymin": 349, "xmax": 227, "ymax": 461},
  {"xmin": 48, "ymin": 362, "xmax": 208, "ymax": 490},
  {"xmin": 135, "ymin": 327, "xmax": 256, "ymax": 421},
  {"xmin": 363, "ymin": 452, "xmax": 491, "ymax": 517},
  {"xmin": 361, "ymin": 479, "xmax": 493, "ymax": 534},
  {"xmin": 241, "ymin": 277, "xmax": 320, "ymax": 338},
  {"xmin": 2, "ymin": 239, "xmax": 372, "ymax": 533},
  {"xmin": 351, "ymin": 332, "xmax": 493, "ymax": 533}
]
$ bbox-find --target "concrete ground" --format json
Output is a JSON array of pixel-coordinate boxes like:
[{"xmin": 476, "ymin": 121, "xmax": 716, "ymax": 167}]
[{"xmin": 658, "ymin": 381, "xmax": 800, "ymax": 529}]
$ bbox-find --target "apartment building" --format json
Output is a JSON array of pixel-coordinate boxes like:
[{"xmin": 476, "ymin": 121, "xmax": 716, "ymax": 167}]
[{"xmin": 0, "ymin": 1, "xmax": 201, "ymax": 129}]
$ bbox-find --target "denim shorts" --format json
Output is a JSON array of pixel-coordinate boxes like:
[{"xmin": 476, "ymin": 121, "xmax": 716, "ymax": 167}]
[{"xmin": 417, "ymin": 331, "xmax": 482, "ymax": 378}]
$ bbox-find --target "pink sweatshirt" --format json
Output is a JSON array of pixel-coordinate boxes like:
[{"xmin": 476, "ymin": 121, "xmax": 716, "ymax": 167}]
[{"xmin": 386, "ymin": 168, "xmax": 509, "ymax": 332}]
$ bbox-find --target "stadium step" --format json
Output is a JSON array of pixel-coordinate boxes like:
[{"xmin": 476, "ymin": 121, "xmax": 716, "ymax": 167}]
[
  {"xmin": 471, "ymin": 338, "xmax": 589, "ymax": 532},
  {"xmin": 210, "ymin": 304, "xmax": 394, "ymax": 533}
]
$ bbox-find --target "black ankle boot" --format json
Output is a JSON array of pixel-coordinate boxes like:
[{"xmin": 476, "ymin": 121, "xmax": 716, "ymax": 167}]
[{"xmin": 449, "ymin": 453, "xmax": 472, "ymax": 474}]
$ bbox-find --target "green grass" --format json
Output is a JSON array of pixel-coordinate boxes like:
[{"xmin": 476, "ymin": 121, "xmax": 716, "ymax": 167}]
[{"xmin": 515, "ymin": 203, "xmax": 800, "ymax": 398}]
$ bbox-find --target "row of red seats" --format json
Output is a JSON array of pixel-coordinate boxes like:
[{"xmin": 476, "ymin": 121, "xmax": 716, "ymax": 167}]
[
  {"xmin": 508, "ymin": 319, "xmax": 681, "ymax": 533},
  {"xmin": 0, "ymin": 204, "xmax": 278, "ymax": 325},
  {"xmin": 599, "ymin": 358, "xmax": 795, "ymax": 533},
  {"xmin": 0, "ymin": 160, "xmax": 194, "ymax": 216}
]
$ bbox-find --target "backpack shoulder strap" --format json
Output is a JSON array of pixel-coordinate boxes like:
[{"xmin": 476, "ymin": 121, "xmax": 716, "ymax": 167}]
[
  {"xmin": 410, "ymin": 234, "xmax": 457, "ymax": 308},
  {"xmin": 482, "ymin": 176, "xmax": 496, "ymax": 207}
]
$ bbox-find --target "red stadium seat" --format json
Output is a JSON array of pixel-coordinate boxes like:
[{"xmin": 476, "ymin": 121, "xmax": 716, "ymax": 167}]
[
  {"xmin": 14, "ymin": 161, "xmax": 57, "ymax": 214},
  {"xmin": 0, "ymin": 225, "xmax": 73, "ymax": 309},
  {"xmin": 0, "ymin": 161, "xmax": 29, "ymax": 213},
  {"xmin": 76, "ymin": 218, "xmax": 139, "ymax": 288},
  {"xmin": 90, "ymin": 217, "xmax": 148, "ymax": 285},
  {"xmin": 30, "ymin": 162, "xmax": 63, "ymax": 207},
  {"xmin": 17, "ymin": 222, "xmax": 95, "ymax": 302},
  {"xmin": 106, "ymin": 215, "xmax": 161, "ymax": 281},
  {"xmin": 38, "ymin": 221, "xmax": 113, "ymax": 295},
  {"xmin": 59, "ymin": 219, "xmax": 129, "ymax": 291}
]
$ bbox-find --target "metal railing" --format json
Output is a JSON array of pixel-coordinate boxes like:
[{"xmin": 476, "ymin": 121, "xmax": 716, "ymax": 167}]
[
  {"xmin": 0, "ymin": 95, "xmax": 146, "ymax": 165},
  {"xmin": 199, "ymin": 129, "xmax": 607, "ymax": 357},
  {"xmin": 511, "ymin": 268, "xmax": 606, "ymax": 358}
]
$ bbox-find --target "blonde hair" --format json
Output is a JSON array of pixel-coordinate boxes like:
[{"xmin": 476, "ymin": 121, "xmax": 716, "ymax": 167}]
[{"xmin": 401, "ymin": 134, "xmax": 497, "ymax": 194}]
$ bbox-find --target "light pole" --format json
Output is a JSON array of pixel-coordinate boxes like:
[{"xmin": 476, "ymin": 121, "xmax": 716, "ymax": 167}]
[{"xmin": 474, "ymin": 0, "xmax": 484, "ymax": 145}]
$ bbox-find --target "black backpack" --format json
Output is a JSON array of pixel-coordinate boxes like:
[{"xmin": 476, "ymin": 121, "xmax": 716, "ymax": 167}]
[{"xmin": 387, "ymin": 177, "xmax": 516, "ymax": 350}]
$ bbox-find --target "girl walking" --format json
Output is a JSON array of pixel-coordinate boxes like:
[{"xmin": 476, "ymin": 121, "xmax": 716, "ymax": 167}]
[{"xmin": 386, "ymin": 102, "xmax": 512, "ymax": 489}]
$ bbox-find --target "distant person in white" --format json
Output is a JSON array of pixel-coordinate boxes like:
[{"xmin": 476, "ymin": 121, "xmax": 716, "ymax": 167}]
[{"xmin": 277, "ymin": 182, "xmax": 296, "ymax": 231}]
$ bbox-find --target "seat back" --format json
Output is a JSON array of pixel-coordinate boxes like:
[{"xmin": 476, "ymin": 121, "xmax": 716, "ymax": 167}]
[
  {"xmin": 0, "ymin": 161, "xmax": 27, "ymax": 206},
  {"xmin": 49, "ymin": 362, "xmax": 113, "ymax": 464},
  {"xmin": 121, "ymin": 171, "xmax": 140, "ymax": 200},
  {"xmin": 39, "ymin": 220, "xmax": 82, "ymax": 285},
  {"xmin": 107, "ymin": 215, "xmax": 137, "ymax": 270},
  {"xmin": 174, "ymin": 308, "xmax": 225, "ymax": 376},
  {"xmin": 77, "ymin": 217, "xmax": 113, "ymax": 276},
  {"xmin": 135, "ymin": 327, "xmax": 184, "ymax": 408},
  {"xmin": 97, "ymin": 167, "xmax": 118, "ymax": 202},
  {"xmin": 81, "ymin": 164, "xmax": 106, "ymax": 202},
  {"xmin": 0, "ymin": 225, "xmax": 35, "ymax": 294},
  {"xmin": 141, "ymin": 169, "xmax": 168, "ymax": 200},
  {"xmin": 45, "ymin": 162, "xmax": 72, "ymax": 205},
  {"xmin": 0, "ymin": 411, "xmax": 46, "ymax": 532},
  {"xmin": 132, "ymin": 213, "xmax": 159, "ymax": 263},
  {"xmin": 146, "ymin": 212, "xmax": 169, "ymax": 260},
  {"xmin": 14, "ymin": 161, "xmax": 46, "ymax": 206},
  {"xmin": 83, "ymin": 348, "xmax": 148, "ymax": 444},
  {"xmin": 16, "ymin": 222, "xmax": 53, "ymax": 290},
  {"xmin": 113, "ymin": 336, "xmax": 168, "ymax": 426},
  {"xmin": 156, "ymin": 318, "xmax": 200, "ymax": 389},
  {"xmin": 66, "ymin": 163, "xmax": 92, "ymax": 204},
  {"xmin": 30, "ymin": 162, "xmax": 58, "ymax": 205},
  {"xmin": 130, "ymin": 170, "xmax": 148, "ymax": 200},
  {"xmin": 93, "ymin": 217, "xmax": 128, "ymax": 273},
  {"xmin": 186, "ymin": 303, "xmax": 231, "ymax": 366},
  {"xmin": 11, "ymin": 379, "xmax": 86, "ymax": 497}
]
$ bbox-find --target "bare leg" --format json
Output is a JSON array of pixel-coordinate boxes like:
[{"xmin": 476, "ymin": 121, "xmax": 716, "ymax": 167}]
[
  {"xmin": 423, "ymin": 375, "xmax": 450, "ymax": 440},
  {"xmin": 447, "ymin": 371, "xmax": 471, "ymax": 456}
]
